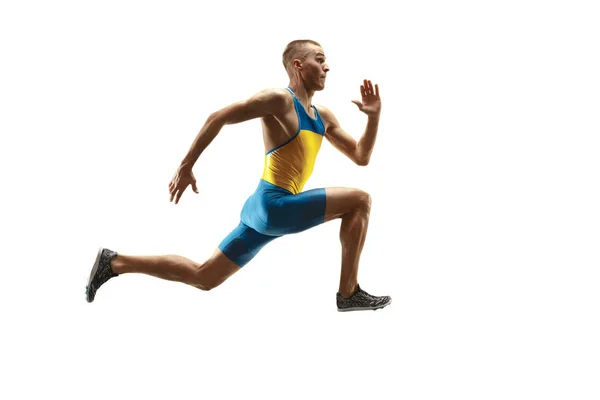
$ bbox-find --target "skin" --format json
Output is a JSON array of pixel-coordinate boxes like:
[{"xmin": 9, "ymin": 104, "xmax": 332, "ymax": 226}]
[{"xmin": 111, "ymin": 43, "xmax": 382, "ymax": 298}]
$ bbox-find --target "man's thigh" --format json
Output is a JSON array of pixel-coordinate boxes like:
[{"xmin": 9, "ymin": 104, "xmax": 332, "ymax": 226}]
[
  {"xmin": 267, "ymin": 187, "xmax": 327, "ymax": 235},
  {"xmin": 217, "ymin": 222, "xmax": 280, "ymax": 267}
]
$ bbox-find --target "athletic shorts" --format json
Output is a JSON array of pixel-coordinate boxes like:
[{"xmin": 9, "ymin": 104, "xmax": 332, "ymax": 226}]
[{"xmin": 218, "ymin": 179, "xmax": 326, "ymax": 267}]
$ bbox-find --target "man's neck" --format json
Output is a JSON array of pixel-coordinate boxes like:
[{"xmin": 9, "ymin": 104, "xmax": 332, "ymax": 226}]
[{"xmin": 288, "ymin": 81, "xmax": 314, "ymax": 107}]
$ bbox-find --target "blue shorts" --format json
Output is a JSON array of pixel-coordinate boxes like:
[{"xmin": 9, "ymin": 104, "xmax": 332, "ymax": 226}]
[{"xmin": 218, "ymin": 179, "xmax": 326, "ymax": 267}]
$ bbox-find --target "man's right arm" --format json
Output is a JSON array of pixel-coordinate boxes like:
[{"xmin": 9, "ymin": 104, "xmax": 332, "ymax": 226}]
[{"xmin": 179, "ymin": 88, "xmax": 288, "ymax": 170}]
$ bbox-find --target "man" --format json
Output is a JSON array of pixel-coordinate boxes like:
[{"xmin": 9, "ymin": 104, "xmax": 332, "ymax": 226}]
[{"xmin": 86, "ymin": 39, "xmax": 391, "ymax": 312}]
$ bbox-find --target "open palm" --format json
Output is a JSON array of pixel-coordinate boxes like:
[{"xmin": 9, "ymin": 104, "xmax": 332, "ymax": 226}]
[{"xmin": 352, "ymin": 79, "xmax": 381, "ymax": 117}]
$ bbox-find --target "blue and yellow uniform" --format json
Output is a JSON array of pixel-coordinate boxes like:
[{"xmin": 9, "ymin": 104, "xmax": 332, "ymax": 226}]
[{"xmin": 218, "ymin": 87, "xmax": 327, "ymax": 266}]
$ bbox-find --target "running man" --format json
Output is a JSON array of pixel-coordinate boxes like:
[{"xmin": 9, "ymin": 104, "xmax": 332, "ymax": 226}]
[{"xmin": 86, "ymin": 39, "xmax": 391, "ymax": 312}]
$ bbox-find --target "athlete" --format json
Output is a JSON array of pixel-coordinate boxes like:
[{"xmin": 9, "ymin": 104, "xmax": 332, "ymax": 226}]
[{"xmin": 86, "ymin": 39, "xmax": 391, "ymax": 312}]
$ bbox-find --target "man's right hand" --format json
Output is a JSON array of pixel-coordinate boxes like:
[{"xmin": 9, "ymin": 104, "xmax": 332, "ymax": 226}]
[{"xmin": 168, "ymin": 165, "xmax": 199, "ymax": 204}]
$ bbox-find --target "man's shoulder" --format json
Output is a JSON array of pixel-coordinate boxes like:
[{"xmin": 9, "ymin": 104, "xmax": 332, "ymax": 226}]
[
  {"xmin": 251, "ymin": 87, "xmax": 293, "ymax": 112},
  {"xmin": 240, "ymin": 87, "xmax": 293, "ymax": 118},
  {"xmin": 255, "ymin": 87, "xmax": 292, "ymax": 102},
  {"xmin": 314, "ymin": 104, "xmax": 334, "ymax": 120}
]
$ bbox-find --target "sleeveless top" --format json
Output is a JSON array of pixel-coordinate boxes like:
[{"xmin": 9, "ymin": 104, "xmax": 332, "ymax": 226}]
[{"xmin": 260, "ymin": 87, "xmax": 326, "ymax": 194}]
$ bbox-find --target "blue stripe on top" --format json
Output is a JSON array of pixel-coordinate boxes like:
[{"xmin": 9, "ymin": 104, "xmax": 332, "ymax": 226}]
[{"xmin": 286, "ymin": 87, "xmax": 325, "ymax": 136}]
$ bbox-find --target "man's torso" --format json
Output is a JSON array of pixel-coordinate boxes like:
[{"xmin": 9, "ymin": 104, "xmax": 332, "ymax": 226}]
[{"xmin": 258, "ymin": 87, "xmax": 326, "ymax": 194}]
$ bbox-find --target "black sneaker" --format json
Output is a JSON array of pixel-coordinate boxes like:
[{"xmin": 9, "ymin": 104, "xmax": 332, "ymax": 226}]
[
  {"xmin": 337, "ymin": 284, "xmax": 391, "ymax": 312},
  {"xmin": 85, "ymin": 248, "xmax": 119, "ymax": 303}
]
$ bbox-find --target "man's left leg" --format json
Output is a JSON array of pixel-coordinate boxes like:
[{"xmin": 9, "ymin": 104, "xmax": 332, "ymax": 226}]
[
  {"xmin": 321, "ymin": 187, "xmax": 391, "ymax": 311},
  {"xmin": 269, "ymin": 187, "xmax": 391, "ymax": 311}
]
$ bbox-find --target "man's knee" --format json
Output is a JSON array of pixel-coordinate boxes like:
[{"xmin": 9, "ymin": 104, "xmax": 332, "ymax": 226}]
[
  {"xmin": 192, "ymin": 264, "xmax": 228, "ymax": 291},
  {"xmin": 324, "ymin": 187, "xmax": 372, "ymax": 221},
  {"xmin": 354, "ymin": 190, "xmax": 372, "ymax": 214},
  {"xmin": 193, "ymin": 269, "xmax": 226, "ymax": 291},
  {"xmin": 188, "ymin": 261, "xmax": 212, "ymax": 290},
  {"xmin": 195, "ymin": 281, "xmax": 219, "ymax": 291},
  {"xmin": 191, "ymin": 250, "xmax": 242, "ymax": 291}
]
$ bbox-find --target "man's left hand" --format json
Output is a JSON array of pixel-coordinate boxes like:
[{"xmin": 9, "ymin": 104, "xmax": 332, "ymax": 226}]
[{"xmin": 352, "ymin": 79, "xmax": 381, "ymax": 118}]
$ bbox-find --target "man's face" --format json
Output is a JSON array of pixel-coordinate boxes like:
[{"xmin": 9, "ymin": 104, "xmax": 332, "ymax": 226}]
[{"xmin": 298, "ymin": 45, "xmax": 330, "ymax": 90}]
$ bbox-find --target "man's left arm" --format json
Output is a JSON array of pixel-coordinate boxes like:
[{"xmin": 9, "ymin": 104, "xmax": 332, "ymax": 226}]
[{"xmin": 319, "ymin": 79, "xmax": 381, "ymax": 166}]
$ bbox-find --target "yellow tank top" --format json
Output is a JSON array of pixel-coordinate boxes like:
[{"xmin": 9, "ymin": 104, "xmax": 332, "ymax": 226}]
[{"xmin": 261, "ymin": 87, "xmax": 326, "ymax": 194}]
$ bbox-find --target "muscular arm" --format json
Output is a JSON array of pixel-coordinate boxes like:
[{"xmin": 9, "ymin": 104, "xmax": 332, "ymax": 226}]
[
  {"xmin": 318, "ymin": 105, "xmax": 380, "ymax": 166},
  {"xmin": 180, "ymin": 88, "xmax": 288, "ymax": 169}
]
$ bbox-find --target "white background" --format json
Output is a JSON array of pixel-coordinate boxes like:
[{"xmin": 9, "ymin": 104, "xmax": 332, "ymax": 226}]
[{"xmin": 1, "ymin": 0, "xmax": 599, "ymax": 399}]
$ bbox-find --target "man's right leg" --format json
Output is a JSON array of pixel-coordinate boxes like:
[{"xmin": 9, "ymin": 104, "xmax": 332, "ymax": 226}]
[
  {"xmin": 111, "ymin": 248, "xmax": 241, "ymax": 291},
  {"xmin": 86, "ymin": 222, "xmax": 278, "ymax": 302}
]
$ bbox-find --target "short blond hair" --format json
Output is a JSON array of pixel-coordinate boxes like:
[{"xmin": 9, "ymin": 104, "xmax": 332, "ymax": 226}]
[{"xmin": 282, "ymin": 39, "xmax": 322, "ymax": 77}]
